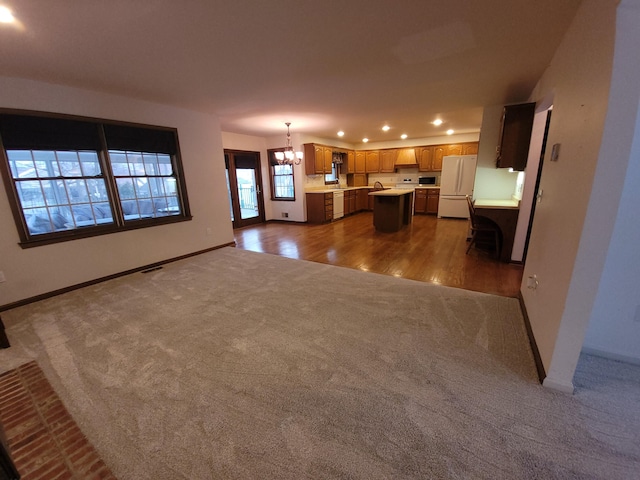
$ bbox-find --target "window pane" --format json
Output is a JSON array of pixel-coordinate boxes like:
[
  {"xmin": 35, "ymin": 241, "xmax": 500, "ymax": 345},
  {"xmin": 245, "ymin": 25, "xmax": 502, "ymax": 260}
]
[
  {"xmin": 143, "ymin": 153, "xmax": 159, "ymax": 175},
  {"xmin": 33, "ymin": 151, "xmax": 57, "ymax": 177},
  {"xmin": 134, "ymin": 178, "xmax": 152, "ymax": 198},
  {"xmin": 17, "ymin": 180, "xmax": 46, "ymax": 207},
  {"xmin": 57, "ymin": 151, "xmax": 82, "ymax": 177},
  {"xmin": 117, "ymin": 178, "xmax": 136, "ymax": 199},
  {"xmin": 109, "ymin": 151, "xmax": 129, "ymax": 175},
  {"xmin": 7, "ymin": 150, "xmax": 37, "ymax": 178},
  {"xmin": 78, "ymin": 151, "xmax": 101, "ymax": 176}
]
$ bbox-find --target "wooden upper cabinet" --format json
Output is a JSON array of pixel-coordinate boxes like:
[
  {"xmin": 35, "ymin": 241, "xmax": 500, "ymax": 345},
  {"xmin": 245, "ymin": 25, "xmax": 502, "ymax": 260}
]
[
  {"xmin": 323, "ymin": 146, "xmax": 333, "ymax": 173},
  {"xmin": 354, "ymin": 151, "xmax": 366, "ymax": 174},
  {"xmin": 303, "ymin": 143, "xmax": 333, "ymax": 175},
  {"xmin": 346, "ymin": 150, "xmax": 355, "ymax": 174},
  {"xmin": 432, "ymin": 145, "xmax": 446, "ymax": 171},
  {"xmin": 462, "ymin": 142, "xmax": 478, "ymax": 155},
  {"xmin": 445, "ymin": 144, "xmax": 463, "ymax": 156},
  {"xmin": 365, "ymin": 150, "xmax": 380, "ymax": 173},
  {"xmin": 416, "ymin": 146, "xmax": 434, "ymax": 171},
  {"xmin": 379, "ymin": 149, "xmax": 398, "ymax": 173},
  {"xmin": 496, "ymin": 102, "xmax": 535, "ymax": 171}
]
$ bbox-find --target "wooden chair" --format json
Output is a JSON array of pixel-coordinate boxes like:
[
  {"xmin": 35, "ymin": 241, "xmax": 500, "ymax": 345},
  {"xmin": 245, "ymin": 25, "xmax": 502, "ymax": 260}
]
[{"xmin": 466, "ymin": 196, "xmax": 501, "ymax": 258}]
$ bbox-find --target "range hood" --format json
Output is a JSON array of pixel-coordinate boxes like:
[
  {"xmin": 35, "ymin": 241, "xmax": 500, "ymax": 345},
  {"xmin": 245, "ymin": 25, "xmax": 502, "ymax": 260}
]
[{"xmin": 395, "ymin": 148, "xmax": 418, "ymax": 167}]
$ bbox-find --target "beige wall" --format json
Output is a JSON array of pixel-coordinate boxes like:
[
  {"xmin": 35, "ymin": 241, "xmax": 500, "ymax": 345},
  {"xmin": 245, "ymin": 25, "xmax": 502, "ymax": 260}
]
[
  {"xmin": 579, "ymin": 0, "xmax": 640, "ymax": 364},
  {"xmin": 520, "ymin": 0, "xmax": 618, "ymax": 391},
  {"xmin": 0, "ymin": 77, "xmax": 234, "ymax": 307}
]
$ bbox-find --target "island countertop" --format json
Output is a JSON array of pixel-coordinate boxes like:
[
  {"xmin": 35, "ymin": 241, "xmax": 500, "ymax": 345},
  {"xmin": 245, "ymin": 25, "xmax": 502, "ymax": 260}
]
[{"xmin": 368, "ymin": 188, "xmax": 414, "ymax": 196}]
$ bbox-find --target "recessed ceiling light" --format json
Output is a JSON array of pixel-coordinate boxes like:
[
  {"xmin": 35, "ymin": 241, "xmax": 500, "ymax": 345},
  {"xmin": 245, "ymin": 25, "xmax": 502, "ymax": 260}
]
[
  {"xmin": 432, "ymin": 119, "xmax": 443, "ymax": 126},
  {"xmin": 401, "ymin": 134, "xmax": 408, "ymax": 139},
  {"xmin": 382, "ymin": 125, "xmax": 390, "ymax": 132},
  {"xmin": 362, "ymin": 138, "xmax": 369, "ymax": 143},
  {"xmin": 0, "ymin": 6, "xmax": 16, "ymax": 23},
  {"xmin": 446, "ymin": 129, "xmax": 454, "ymax": 135},
  {"xmin": 337, "ymin": 131, "xmax": 344, "ymax": 137}
]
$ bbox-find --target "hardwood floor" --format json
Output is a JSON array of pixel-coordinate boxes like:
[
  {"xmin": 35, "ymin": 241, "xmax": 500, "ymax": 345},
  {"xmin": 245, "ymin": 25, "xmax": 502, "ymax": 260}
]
[{"xmin": 234, "ymin": 212, "xmax": 524, "ymax": 297}]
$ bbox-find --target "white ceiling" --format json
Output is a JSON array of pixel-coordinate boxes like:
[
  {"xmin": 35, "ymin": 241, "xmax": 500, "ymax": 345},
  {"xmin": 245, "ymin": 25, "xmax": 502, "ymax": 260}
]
[{"xmin": 0, "ymin": 0, "xmax": 582, "ymax": 144}]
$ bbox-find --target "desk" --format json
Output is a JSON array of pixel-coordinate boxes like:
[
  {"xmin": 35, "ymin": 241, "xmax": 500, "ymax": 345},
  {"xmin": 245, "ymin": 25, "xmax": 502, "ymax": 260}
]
[
  {"xmin": 369, "ymin": 189, "xmax": 414, "ymax": 232},
  {"xmin": 473, "ymin": 199, "xmax": 520, "ymax": 262}
]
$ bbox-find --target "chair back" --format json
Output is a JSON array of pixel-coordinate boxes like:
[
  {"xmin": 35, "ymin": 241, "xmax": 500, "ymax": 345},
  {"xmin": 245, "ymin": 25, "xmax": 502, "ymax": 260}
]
[{"xmin": 466, "ymin": 195, "xmax": 477, "ymax": 226}]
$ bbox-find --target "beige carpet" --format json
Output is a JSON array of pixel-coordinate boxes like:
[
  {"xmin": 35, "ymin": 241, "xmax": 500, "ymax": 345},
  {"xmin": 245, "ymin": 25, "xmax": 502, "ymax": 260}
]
[{"xmin": 0, "ymin": 247, "xmax": 638, "ymax": 479}]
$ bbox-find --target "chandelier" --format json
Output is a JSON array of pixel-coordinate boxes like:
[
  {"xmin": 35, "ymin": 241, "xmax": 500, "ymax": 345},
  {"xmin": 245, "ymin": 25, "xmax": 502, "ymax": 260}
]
[{"xmin": 274, "ymin": 122, "xmax": 303, "ymax": 165}]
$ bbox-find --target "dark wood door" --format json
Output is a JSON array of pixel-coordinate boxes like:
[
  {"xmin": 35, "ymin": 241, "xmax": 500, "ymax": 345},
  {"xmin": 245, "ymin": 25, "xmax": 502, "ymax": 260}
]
[{"xmin": 225, "ymin": 150, "xmax": 265, "ymax": 228}]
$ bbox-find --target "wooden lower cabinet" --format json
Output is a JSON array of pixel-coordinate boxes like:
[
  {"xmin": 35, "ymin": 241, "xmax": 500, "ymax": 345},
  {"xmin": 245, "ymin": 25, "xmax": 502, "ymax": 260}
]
[
  {"xmin": 356, "ymin": 189, "xmax": 369, "ymax": 211},
  {"xmin": 306, "ymin": 192, "xmax": 333, "ymax": 223},
  {"xmin": 414, "ymin": 189, "xmax": 427, "ymax": 214},
  {"xmin": 414, "ymin": 188, "xmax": 440, "ymax": 215},
  {"xmin": 344, "ymin": 190, "xmax": 357, "ymax": 215},
  {"xmin": 426, "ymin": 189, "xmax": 440, "ymax": 214}
]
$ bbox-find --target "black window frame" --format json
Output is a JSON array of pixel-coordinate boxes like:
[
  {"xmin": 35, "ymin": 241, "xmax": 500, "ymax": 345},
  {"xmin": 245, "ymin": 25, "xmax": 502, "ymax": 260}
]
[
  {"xmin": 0, "ymin": 109, "xmax": 192, "ymax": 248},
  {"xmin": 267, "ymin": 148, "xmax": 296, "ymax": 201}
]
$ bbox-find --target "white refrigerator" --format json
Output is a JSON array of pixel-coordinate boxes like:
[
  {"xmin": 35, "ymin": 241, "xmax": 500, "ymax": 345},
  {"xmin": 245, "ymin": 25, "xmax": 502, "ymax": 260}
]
[{"xmin": 437, "ymin": 155, "xmax": 477, "ymax": 218}]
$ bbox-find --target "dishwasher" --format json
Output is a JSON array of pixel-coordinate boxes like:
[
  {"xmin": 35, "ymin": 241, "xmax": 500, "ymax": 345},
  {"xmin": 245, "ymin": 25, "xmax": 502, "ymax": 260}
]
[{"xmin": 333, "ymin": 190, "xmax": 344, "ymax": 219}]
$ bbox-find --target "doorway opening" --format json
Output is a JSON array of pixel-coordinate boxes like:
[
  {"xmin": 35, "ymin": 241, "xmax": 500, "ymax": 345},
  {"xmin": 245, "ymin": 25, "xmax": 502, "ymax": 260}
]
[{"xmin": 225, "ymin": 150, "xmax": 265, "ymax": 228}]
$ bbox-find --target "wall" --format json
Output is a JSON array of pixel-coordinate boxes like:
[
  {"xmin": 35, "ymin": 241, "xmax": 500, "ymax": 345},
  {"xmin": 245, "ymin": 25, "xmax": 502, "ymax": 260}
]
[
  {"xmin": 519, "ymin": 0, "xmax": 617, "ymax": 392},
  {"xmin": 582, "ymin": 0, "xmax": 640, "ymax": 364},
  {"xmin": 0, "ymin": 77, "xmax": 234, "ymax": 307},
  {"xmin": 474, "ymin": 105, "xmax": 520, "ymax": 200}
]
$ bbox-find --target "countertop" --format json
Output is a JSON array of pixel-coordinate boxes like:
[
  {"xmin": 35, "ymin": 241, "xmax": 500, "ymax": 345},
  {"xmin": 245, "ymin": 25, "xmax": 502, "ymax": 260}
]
[
  {"xmin": 474, "ymin": 198, "xmax": 520, "ymax": 209},
  {"xmin": 368, "ymin": 189, "xmax": 415, "ymax": 196},
  {"xmin": 306, "ymin": 186, "xmax": 440, "ymax": 194}
]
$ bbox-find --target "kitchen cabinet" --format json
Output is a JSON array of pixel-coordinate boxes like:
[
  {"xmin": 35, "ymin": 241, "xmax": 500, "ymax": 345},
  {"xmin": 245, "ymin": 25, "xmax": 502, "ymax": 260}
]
[
  {"xmin": 379, "ymin": 149, "xmax": 398, "ymax": 173},
  {"xmin": 306, "ymin": 192, "xmax": 333, "ymax": 223},
  {"xmin": 426, "ymin": 189, "xmax": 440, "ymax": 214},
  {"xmin": 304, "ymin": 143, "xmax": 333, "ymax": 175},
  {"xmin": 346, "ymin": 150, "xmax": 356, "ymax": 174},
  {"xmin": 365, "ymin": 150, "xmax": 380, "ymax": 173},
  {"xmin": 356, "ymin": 188, "xmax": 368, "ymax": 211},
  {"xmin": 417, "ymin": 142, "xmax": 478, "ymax": 172},
  {"xmin": 414, "ymin": 188, "xmax": 439, "ymax": 214},
  {"xmin": 433, "ymin": 145, "xmax": 446, "ymax": 171},
  {"xmin": 354, "ymin": 151, "xmax": 366, "ymax": 174},
  {"xmin": 416, "ymin": 146, "xmax": 434, "ymax": 171},
  {"xmin": 347, "ymin": 173, "xmax": 367, "ymax": 187},
  {"xmin": 462, "ymin": 142, "xmax": 478, "ymax": 155},
  {"xmin": 445, "ymin": 144, "xmax": 463, "ymax": 156},
  {"xmin": 344, "ymin": 189, "xmax": 357, "ymax": 215},
  {"xmin": 496, "ymin": 102, "xmax": 535, "ymax": 171},
  {"xmin": 414, "ymin": 189, "xmax": 427, "ymax": 213}
]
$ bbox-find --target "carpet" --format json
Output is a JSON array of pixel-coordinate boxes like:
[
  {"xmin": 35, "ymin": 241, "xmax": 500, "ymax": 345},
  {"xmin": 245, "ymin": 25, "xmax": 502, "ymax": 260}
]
[
  {"xmin": 0, "ymin": 361, "xmax": 115, "ymax": 479},
  {"xmin": 0, "ymin": 247, "xmax": 638, "ymax": 479}
]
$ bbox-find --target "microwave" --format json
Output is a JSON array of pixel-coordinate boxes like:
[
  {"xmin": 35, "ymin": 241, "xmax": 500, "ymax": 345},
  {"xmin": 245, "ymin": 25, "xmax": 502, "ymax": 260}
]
[{"xmin": 418, "ymin": 176, "xmax": 436, "ymax": 185}]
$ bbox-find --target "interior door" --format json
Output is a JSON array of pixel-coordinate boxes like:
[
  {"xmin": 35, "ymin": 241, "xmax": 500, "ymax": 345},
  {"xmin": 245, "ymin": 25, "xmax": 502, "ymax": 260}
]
[{"xmin": 225, "ymin": 150, "xmax": 265, "ymax": 228}]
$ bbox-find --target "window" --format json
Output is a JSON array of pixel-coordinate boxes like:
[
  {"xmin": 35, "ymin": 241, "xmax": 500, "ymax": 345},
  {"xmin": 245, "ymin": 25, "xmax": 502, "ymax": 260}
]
[
  {"xmin": 324, "ymin": 151, "xmax": 343, "ymax": 185},
  {"xmin": 268, "ymin": 149, "xmax": 295, "ymax": 200},
  {"xmin": 0, "ymin": 111, "xmax": 191, "ymax": 247}
]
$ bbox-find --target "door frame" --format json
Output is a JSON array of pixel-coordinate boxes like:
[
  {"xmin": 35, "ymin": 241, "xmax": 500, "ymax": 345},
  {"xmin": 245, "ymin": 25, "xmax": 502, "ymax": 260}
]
[{"xmin": 225, "ymin": 149, "xmax": 266, "ymax": 229}]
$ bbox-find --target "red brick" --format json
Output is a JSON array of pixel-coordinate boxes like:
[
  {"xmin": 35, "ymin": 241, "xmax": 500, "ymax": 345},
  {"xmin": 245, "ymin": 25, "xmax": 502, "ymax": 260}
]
[{"xmin": 22, "ymin": 455, "xmax": 67, "ymax": 480}]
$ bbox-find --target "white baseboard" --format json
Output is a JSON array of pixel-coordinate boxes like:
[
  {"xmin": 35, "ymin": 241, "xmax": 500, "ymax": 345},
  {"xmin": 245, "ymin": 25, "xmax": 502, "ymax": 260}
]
[
  {"xmin": 542, "ymin": 376, "xmax": 575, "ymax": 394},
  {"xmin": 581, "ymin": 347, "xmax": 640, "ymax": 366}
]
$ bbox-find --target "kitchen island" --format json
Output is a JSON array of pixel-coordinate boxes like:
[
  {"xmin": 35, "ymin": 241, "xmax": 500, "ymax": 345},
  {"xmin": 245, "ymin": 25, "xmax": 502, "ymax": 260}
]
[{"xmin": 369, "ymin": 189, "xmax": 414, "ymax": 232}]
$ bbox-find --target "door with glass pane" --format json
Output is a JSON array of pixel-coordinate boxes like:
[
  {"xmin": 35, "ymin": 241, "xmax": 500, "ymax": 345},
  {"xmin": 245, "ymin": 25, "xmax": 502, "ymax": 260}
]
[{"xmin": 225, "ymin": 150, "xmax": 265, "ymax": 228}]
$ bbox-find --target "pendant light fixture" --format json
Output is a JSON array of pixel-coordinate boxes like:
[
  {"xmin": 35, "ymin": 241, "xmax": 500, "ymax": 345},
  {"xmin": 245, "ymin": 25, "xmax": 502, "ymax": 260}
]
[{"xmin": 274, "ymin": 122, "xmax": 303, "ymax": 165}]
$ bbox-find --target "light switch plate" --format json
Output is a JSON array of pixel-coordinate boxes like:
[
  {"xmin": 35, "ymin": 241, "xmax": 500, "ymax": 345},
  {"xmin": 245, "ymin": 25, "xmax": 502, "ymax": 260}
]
[{"xmin": 551, "ymin": 143, "xmax": 561, "ymax": 161}]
